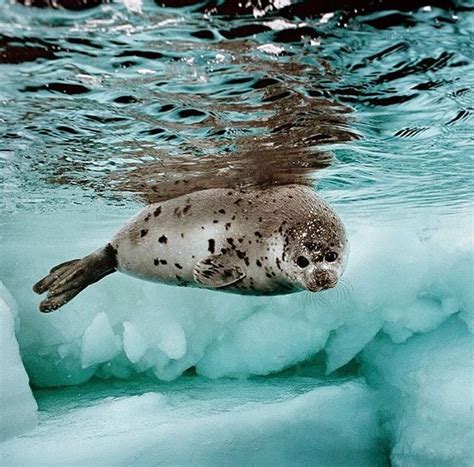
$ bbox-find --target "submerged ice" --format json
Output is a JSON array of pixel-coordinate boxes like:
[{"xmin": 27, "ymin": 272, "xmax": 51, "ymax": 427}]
[
  {"xmin": 0, "ymin": 282, "xmax": 37, "ymax": 441},
  {"xmin": 2, "ymin": 209, "xmax": 471, "ymax": 386},
  {"xmin": 1, "ymin": 206, "xmax": 473, "ymax": 465},
  {"xmin": 362, "ymin": 318, "xmax": 474, "ymax": 466},
  {"xmin": 0, "ymin": 378, "xmax": 385, "ymax": 466}
]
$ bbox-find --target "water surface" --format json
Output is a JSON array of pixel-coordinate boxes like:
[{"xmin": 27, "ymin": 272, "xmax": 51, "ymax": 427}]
[{"xmin": 1, "ymin": 0, "xmax": 472, "ymax": 220}]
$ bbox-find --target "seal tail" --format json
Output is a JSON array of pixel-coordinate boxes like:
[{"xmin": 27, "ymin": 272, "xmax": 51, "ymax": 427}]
[{"xmin": 33, "ymin": 244, "xmax": 117, "ymax": 313}]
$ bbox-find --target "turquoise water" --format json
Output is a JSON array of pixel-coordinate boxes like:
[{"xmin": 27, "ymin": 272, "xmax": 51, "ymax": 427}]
[
  {"xmin": 1, "ymin": 2, "xmax": 473, "ymax": 466},
  {"xmin": 1, "ymin": 1, "xmax": 472, "ymax": 217}
]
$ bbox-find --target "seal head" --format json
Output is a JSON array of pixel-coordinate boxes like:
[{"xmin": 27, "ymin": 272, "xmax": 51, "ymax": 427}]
[{"xmin": 281, "ymin": 210, "xmax": 348, "ymax": 293}]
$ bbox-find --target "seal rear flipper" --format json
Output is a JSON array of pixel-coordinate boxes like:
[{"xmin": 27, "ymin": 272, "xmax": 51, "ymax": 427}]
[
  {"xmin": 193, "ymin": 254, "xmax": 246, "ymax": 288},
  {"xmin": 33, "ymin": 259, "xmax": 81, "ymax": 294},
  {"xmin": 33, "ymin": 244, "xmax": 117, "ymax": 313}
]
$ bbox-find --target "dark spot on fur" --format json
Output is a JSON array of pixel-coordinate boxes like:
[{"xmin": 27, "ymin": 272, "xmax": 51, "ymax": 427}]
[
  {"xmin": 159, "ymin": 235, "xmax": 167, "ymax": 244},
  {"xmin": 227, "ymin": 191, "xmax": 233, "ymax": 195},
  {"xmin": 266, "ymin": 272, "xmax": 272, "ymax": 278},
  {"xmin": 226, "ymin": 238, "xmax": 235, "ymax": 249},
  {"xmin": 175, "ymin": 263, "xmax": 183, "ymax": 269},
  {"xmin": 153, "ymin": 206, "xmax": 162, "ymax": 217},
  {"xmin": 174, "ymin": 207, "xmax": 182, "ymax": 217},
  {"xmin": 259, "ymin": 217, "xmax": 263, "ymax": 222},
  {"xmin": 231, "ymin": 215, "xmax": 236, "ymax": 220},
  {"xmin": 154, "ymin": 259, "xmax": 159, "ymax": 266},
  {"xmin": 181, "ymin": 233, "xmax": 184, "ymax": 238},
  {"xmin": 234, "ymin": 198, "xmax": 242, "ymax": 206},
  {"xmin": 213, "ymin": 219, "xmax": 219, "ymax": 224},
  {"xmin": 144, "ymin": 214, "xmax": 151, "ymax": 222},
  {"xmin": 218, "ymin": 209, "xmax": 226, "ymax": 214},
  {"xmin": 244, "ymin": 257, "xmax": 249, "ymax": 266},
  {"xmin": 225, "ymin": 222, "xmax": 231, "ymax": 230},
  {"xmin": 140, "ymin": 229, "xmax": 148, "ymax": 237},
  {"xmin": 208, "ymin": 239, "xmax": 215, "ymax": 254},
  {"xmin": 255, "ymin": 231, "xmax": 262, "ymax": 238},
  {"xmin": 160, "ymin": 259, "xmax": 167, "ymax": 265},
  {"xmin": 256, "ymin": 260, "xmax": 262, "ymax": 267},
  {"xmin": 276, "ymin": 257, "xmax": 282, "ymax": 270},
  {"xmin": 221, "ymin": 248, "xmax": 228, "ymax": 254},
  {"xmin": 183, "ymin": 205, "xmax": 191, "ymax": 214},
  {"xmin": 236, "ymin": 250, "xmax": 246, "ymax": 260}
]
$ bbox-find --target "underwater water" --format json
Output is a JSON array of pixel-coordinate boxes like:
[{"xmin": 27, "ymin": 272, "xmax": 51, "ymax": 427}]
[{"xmin": 0, "ymin": 0, "xmax": 473, "ymax": 465}]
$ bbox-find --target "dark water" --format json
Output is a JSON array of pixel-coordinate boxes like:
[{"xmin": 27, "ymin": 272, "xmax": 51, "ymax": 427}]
[{"xmin": 0, "ymin": 0, "xmax": 473, "ymax": 218}]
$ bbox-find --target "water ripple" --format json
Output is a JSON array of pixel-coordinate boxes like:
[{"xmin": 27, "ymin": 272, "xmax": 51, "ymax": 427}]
[{"xmin": 0, "ymin": 0, "xmax": 472, "ymax": 219}]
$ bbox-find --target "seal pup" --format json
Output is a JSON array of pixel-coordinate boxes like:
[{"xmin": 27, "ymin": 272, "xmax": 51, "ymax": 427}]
[{"xmin": 33, "ymin": 184, "xmax": 348, "ymax": 312}]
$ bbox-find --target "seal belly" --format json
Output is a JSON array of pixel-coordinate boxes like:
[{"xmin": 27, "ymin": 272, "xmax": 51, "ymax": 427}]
[
  {"xmin": 110, "ymin": 191, "xmax": 288, "ymax": 293},
  {"xmin": 110, "ymin": 196, "xmax": 247, "ymax": 287},
  {"xmin": 112, "ymin": 210, "xmax": 214, "ymax": 285}
]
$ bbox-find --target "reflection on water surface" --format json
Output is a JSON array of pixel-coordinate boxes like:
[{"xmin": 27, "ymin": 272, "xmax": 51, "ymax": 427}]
[{"xmin": 0, "ymin": 0, "xmax": 472, "ymax": 218}]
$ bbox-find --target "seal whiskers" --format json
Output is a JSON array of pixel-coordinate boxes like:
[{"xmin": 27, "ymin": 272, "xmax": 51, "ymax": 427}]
[{"xmin": 302, "ymin": 279, "xmax": 353, "ymax": 309}]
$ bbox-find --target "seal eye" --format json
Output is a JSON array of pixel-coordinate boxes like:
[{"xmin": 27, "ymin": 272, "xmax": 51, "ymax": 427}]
[
  {"xmin": 296, "ymin": 256, "xmax": 310, "ymax": 268},
  {"xmin": 325, "ymin": 252, "xmax": 338, "ymax": 262}
]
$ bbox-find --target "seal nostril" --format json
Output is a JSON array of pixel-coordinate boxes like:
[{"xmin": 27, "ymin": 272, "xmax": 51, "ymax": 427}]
[{"xmin": 313, "ymin": 270, "xmax": 337, "ymax": 289}]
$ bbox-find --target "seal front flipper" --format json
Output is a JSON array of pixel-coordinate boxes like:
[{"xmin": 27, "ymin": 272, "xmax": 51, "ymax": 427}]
[
  {"xmin": 33, "ymin": 244, "xmax": 117, "ymax": 313},
  {"xmin": 193, "ymin": 254, "xmax": 246, "ymax": 288}
]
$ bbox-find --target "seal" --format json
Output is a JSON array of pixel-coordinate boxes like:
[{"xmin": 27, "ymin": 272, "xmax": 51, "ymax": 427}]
[{"xmin": 33, "ymin": 184, "xmax": 348, "ymax": 312}]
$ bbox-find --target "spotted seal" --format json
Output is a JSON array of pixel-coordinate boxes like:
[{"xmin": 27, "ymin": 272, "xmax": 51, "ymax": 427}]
[{"xmin": 33, "ymin": 184, "xmax": 348, "ymax": 312}]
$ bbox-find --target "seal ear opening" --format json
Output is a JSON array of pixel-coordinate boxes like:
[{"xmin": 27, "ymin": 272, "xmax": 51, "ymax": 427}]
[{"xmin": 33, "ymin": 244, "xmax": 117, "ymax": 313}]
